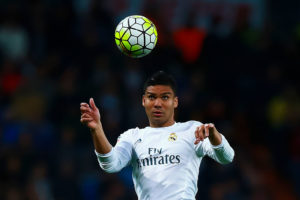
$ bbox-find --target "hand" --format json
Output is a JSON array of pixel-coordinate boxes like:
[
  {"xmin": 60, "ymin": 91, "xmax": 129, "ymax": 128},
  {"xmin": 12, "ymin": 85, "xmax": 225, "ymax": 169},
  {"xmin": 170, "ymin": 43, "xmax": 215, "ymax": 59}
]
[
  {"xmin": 80, "ymin": 98, "xmax": 101, "ymax": 130},
  {"xmin": 194, "ymin": 123, "xmax": 221, "ymax": 145}
]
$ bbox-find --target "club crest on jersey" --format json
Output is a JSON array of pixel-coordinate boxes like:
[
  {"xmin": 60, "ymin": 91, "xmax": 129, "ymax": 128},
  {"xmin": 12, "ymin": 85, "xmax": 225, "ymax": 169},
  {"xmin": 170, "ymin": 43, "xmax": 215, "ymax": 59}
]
[{"xmin": 168, "ymin": 133, "xmax": 177, "ymax": 141}]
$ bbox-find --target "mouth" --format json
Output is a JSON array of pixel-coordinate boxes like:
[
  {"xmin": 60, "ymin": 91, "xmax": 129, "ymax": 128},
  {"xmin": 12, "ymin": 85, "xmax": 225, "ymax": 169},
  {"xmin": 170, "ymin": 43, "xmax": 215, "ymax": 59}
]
[{"xmin": 153, "ymin": 111, "xmax": 163, "ymax": 117}]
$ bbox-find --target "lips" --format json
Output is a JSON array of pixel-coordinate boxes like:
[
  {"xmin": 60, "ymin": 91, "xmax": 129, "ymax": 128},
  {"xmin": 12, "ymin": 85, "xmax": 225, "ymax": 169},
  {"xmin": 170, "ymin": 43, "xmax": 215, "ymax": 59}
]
[{"xmin": 153, "ymin": 111, "xmax": 163, "ymax": 117}]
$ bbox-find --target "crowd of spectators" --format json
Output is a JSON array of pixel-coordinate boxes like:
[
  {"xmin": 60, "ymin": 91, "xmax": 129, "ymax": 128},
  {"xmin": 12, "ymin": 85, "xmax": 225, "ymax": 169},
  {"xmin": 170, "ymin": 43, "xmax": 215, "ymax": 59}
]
[{"xmin": 0, "ymin": 0, "xmax": 299, "ymax": 199}]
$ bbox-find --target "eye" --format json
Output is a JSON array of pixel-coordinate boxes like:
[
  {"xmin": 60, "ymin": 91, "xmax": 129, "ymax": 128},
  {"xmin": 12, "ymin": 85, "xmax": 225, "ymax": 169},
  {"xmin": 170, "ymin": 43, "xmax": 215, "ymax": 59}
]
[
  {"xmin": 148, "ymin": 95, "xmax": 155, "ymax": 100},
  {"xmin": 162, "ymin": 96, "xmax": 169, "ymax": 100}
]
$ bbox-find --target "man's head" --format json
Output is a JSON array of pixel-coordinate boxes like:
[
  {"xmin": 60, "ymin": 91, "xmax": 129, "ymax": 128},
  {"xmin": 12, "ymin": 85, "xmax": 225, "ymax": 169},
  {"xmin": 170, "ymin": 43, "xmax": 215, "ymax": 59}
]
[{"xmin": 142, "ymin": 71, "xmax": 178, "ymax": 127}]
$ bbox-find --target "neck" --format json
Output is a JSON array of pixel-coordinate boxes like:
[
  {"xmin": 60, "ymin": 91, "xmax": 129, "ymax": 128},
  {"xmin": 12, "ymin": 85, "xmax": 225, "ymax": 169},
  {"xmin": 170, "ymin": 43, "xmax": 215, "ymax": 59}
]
[{"xmin": 150, "ymin": 119, "xmax": 175, "ymax": 128}]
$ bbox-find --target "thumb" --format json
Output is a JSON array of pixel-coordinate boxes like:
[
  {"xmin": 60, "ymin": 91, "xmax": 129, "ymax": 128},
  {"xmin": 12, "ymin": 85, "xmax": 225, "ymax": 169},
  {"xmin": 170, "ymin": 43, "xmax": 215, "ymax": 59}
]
[
  {"xmin": 89, "ymin": 98, "xmax": 98, "ymax": 110},
  {"xmin": 208, "ymin": 123, "xmax": 215, "ymax": 128}
]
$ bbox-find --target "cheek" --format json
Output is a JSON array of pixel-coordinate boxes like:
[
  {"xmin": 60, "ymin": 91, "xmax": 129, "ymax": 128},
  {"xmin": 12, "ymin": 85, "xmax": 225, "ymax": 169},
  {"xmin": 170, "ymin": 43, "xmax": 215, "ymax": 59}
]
[
  {"xmin": 144, "ymin": 100, "xmax": 153, "ymax": 109},
  {"xmin": 165, "ymin": 102, "xmax": 175, "ymax": 110}
]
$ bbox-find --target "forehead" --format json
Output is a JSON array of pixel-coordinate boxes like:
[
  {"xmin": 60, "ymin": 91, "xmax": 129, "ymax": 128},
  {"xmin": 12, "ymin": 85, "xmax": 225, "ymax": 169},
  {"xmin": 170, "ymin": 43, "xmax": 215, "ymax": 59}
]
[{"xmin": 145, "ymin": 85, "xmax": 174, "ymax": 95}]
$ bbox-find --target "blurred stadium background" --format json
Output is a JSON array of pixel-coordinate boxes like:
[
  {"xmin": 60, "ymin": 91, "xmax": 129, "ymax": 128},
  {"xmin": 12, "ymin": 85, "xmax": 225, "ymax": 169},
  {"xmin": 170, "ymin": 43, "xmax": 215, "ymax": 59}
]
[{"xmin": 0, "ymin": 0, "xmax": 299, "ymax": 199}]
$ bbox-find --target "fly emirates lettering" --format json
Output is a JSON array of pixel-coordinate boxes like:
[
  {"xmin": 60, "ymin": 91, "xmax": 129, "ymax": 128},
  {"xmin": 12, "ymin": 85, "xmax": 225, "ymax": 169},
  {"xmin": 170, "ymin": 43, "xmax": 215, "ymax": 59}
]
[{"xmin": 136, "ymin": 148, "xmax": 180, "ymax": 168}]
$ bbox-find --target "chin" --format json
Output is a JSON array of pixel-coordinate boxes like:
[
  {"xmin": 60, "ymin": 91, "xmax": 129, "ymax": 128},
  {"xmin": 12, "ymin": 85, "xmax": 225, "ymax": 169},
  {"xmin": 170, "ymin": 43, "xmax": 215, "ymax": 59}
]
[{"xmin": 151, "ymin": 119, "xmax": 166, "ymax": 127}]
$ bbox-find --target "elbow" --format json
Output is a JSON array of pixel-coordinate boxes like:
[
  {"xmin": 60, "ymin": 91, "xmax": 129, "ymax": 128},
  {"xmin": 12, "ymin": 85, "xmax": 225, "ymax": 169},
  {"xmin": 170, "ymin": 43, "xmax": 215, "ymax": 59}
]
[
  {"xmin": 221, "ymin": 150, "xmax": 235, "ymax": 165},
  {"xmin": 221, "ymin": 156, "xmax": 234, "ymax": 165},
  {"xmin": 99, "ymin": 163, "xmax": 122, "ymax": 173},
  {"xmin": 102, "ymin": 168, "xmax": 120, "ymax": 174}
]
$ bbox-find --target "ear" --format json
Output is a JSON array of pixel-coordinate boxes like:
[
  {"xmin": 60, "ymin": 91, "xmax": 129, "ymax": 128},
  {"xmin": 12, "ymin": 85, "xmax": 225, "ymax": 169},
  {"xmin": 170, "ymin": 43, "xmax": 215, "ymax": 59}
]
[
  {"xmin": 174, "ymin": 96, "xmax": 178, "ymax": 108},
  {"xmin": 142, "ymin": 95, "xmax": 145, "ymax": 107}
]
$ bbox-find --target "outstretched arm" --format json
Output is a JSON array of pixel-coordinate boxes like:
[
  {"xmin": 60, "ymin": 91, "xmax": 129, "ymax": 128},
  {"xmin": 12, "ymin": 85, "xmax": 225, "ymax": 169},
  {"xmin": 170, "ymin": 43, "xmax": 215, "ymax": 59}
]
[
  {"xmin": 195, "ymin": 123, "xmax": 234, "ymax": 164},
  {"xmin": 80, "ymin": 98, "xmax": 112, "ymax": 154},
  {"xmin": 80, "ymin": 98, "xmax": 132, "ymax": 173}
]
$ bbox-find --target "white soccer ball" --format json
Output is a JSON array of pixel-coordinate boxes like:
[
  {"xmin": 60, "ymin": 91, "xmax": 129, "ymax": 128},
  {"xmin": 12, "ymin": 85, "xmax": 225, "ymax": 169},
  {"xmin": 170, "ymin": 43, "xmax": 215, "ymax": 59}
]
[{"xmin": 115, "ymin": 15, "xmax": 158, "ymax": 58}]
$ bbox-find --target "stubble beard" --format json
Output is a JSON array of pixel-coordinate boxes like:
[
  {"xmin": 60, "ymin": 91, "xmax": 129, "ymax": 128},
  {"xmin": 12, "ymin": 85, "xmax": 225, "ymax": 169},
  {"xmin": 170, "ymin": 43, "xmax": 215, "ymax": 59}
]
[
  {"xmin": 150, "ymin": 118, "xmax": 166, "ymax": 127},
  {"xmin": 149, "ymin": 112, "xmax": 174, "ymax": 128}
]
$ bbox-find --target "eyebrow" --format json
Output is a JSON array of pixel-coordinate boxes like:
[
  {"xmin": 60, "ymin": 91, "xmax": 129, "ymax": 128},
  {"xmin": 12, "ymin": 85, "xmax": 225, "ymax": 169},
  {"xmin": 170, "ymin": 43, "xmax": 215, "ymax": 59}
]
[{"xmin": 146, "ymin": 92, "xmax": 172, "ymax": 95}]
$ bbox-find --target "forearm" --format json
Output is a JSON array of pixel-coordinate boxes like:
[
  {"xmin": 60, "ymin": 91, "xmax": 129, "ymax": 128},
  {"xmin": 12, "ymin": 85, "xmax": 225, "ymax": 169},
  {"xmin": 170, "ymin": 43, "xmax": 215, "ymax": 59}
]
[
  {"xmin": 95, "ymin": 133, "xmax": 133, "ymax": 173},
  {"xmin": 95, "ymin": 148, "xmax": 122, "ymax": 173},
  {"xmin": 91, "ymin": 123, "xmax": 112, "ymax": 154},
  {"xmin": 208, "ymin": 131, "xmax": 222, "ymax": 145},
  {"xmin": 211, "ymin": 135, "xmax": 234, "ymax": 164}
]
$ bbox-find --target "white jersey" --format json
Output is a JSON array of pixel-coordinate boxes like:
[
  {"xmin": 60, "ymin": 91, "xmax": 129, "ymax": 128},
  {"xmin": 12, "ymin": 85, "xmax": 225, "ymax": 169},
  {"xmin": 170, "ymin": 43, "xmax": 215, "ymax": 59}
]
[{"xmin": 95, "ymin": 121, "xmax": 234, "ymax": 200}]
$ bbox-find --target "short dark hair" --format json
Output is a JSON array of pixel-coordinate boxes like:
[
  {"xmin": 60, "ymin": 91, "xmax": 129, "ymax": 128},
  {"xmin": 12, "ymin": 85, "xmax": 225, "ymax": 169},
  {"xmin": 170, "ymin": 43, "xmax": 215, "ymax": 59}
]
[{"xmin": 143, "ymin": 71, "xmax": 177, "ymax": 94}]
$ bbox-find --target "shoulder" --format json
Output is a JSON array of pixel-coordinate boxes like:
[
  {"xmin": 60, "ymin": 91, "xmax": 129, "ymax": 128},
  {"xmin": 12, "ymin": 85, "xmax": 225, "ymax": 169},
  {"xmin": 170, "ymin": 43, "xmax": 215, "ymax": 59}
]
[
  {"xmin": 176, "ymin": 121, "xmax": 203, "ymax": 145},
  {"xmin": 188, "ymin": 120, "xmax": 203, "ymax": 126},
  {"xmin": 177, "ymin": 120, "xmax": 203, "ymax": 129},
  {"xmin": 118, "ymin": 127, "xmax": 141, "ymax": 142}
]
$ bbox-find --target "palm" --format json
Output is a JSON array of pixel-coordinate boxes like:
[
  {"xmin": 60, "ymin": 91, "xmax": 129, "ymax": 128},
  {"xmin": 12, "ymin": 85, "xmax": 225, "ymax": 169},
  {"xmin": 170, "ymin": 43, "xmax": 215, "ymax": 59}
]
[{"xmin": 86, "ymin": 111, "xmax": 100, "ymax": 129}]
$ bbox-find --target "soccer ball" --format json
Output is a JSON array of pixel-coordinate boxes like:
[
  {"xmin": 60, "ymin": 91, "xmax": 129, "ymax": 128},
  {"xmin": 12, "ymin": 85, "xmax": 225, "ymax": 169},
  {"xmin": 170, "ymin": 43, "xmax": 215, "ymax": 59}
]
[{"xmin": 115, "ymin": 15, "xmax": 158, "ymax": 58}]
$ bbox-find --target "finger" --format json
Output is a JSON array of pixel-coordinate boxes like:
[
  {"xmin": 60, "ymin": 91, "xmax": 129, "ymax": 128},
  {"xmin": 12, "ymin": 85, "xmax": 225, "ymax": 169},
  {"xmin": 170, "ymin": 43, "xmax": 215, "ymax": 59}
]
[
  {"xmin": 80, "ymin": 113, "xmax": 93, "ymax": 121},
  {"xmin": 194, "ymin": 127, "xmax": 201, "ymax": 144},
  {"xmin": 80, "ymin": 105, "xmax": 91, "ymax": 111},
  {"xmin": 208, "ymin": 123, "xmax": 215, "ymax": 134},
  {"xmin": 80, "ymin": 117, "xmax": 93, "ymax": 123},
  {"xmin": 89, "ymin": 98, "xmax": 98, "ymax": 111},
  {"xmin": 199, "ymin": 125, "xmax": 205, "ymax": 141},
  {"xmin": 81, "ymin": 112, "xmax": 92, "ymax": 118},
  {"xmin": 194, "ymin": 125, "xmax": 204, "ymax": 144},
  {"xmin": 208, "ymin": 123, "xmax": 215, "ymax": 128},
  {"xmin": 80, "ymin": 103, "xmax": 91, "ymax": 111},
  {"xmin": 80, "ymin": 102, "xmax": 89, "ymax": 106},
  {"xmin": 204, "ymin": 124, "xmax": 209, "ymax": 137},
  {"xmin": 81, "ymin": 114, "xmax": 92, "ymax": 121},
  {"xmin": 194, "ymin": 126, "xmax": 199, "ymax": 138},
  {"xmin": 80, "ymin": 106, "xmax": 92, "ymax": 114}
]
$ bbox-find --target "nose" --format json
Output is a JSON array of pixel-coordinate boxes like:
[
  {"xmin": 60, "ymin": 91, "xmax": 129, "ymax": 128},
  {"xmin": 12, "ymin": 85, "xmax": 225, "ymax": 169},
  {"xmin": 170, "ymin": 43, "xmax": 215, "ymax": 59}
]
[{"xmin": 154, "ymin": 98, "xmax": 162, "ymax": 108}]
